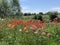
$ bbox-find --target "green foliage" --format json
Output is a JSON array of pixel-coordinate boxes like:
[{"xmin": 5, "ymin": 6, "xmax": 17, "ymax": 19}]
[
  {"xmin": 50, "ymin": 15, "xmax": 57, "ymax": 21},
  {"xmin": 24, "ymin": 13, "xmax": 32, "ymax": 16},
  {"xmin": 33, "ymin": 15, "xmax": 43, "ymax": 21},
  {"xmin": 11, "ymin": 0, "xmax": 21, "ymax": 16},
  {"xmin": 0, "ymin": 0, "xmax": 9, "ymax": 18},
  {"xmin": 0, "ymin": 0, "xmax": 22, "ymax": 19},
  {"xmin": 48, "ymin": 12, "xmax": 58, "ymax": 21},
  {"xmin": 38, "ymin": 15, "xmax": 43, "ymax": 21},
  {"xmin": 33, "ymin": 15, "xmax": 38, "ymax": 20},
  {"xmin": 39, "ymin": 12, "xmax": 43, "ymax": 15}
]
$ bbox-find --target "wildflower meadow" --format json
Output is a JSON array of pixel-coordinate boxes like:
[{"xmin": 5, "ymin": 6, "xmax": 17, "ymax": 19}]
[
  {"xmin": 0, "ymin": 0, "xmax": 60, "ymax": 45},
  {"xmin": 0, "ymin": 17, "xmax": 60, "ymax": 45}
]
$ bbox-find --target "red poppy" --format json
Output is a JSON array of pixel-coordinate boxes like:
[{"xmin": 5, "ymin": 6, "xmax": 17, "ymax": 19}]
[
  {"xmin": 7, "ymin": 24, "xmax": 15, "ymax": 28},
  {"xmin": 12, "ymin": 20, "xmax": 19, "ymax": 25},
  {"xmin": 30, "ymin": 25, "xmax": 37, "ymax": 30}
]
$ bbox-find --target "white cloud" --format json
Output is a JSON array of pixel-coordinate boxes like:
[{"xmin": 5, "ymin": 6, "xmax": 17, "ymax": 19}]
[
  {"xmin": 50, "ymin": 7, "xmax": 60, "ymax": 12},
  {"xmin": 21, "ymin": 6, "xmax": 42, "ymax": 13},
  {"xmin": 21, "ymin": 6, "xmax": 31, "ymax": 13},
  {"xmin": 21, "ymin": 5, "xmax": 60, "ymax": 13}
]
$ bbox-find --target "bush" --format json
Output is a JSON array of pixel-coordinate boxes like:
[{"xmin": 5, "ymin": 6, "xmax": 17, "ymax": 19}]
[
  {"xmin": 33, "ymin": 15, "xmax": 43, "ymax": 21},
  {"xmin": 38, "ymin": 15, "xmax": 43, "ymax": 21},
  {"xmin": 50, "ymin": 15, "xmax": 58, "ymax": 21},
  {"xmin": 33, "ymin": 15, "xmax": 38, "ymax": 20},
  {"xmin": 49, "ymin": 12, "xmax": 58, "ymax": 22}
]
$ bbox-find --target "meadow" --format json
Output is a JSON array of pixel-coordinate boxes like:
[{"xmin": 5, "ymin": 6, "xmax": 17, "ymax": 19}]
[
  {"xmin": 0, "ymin": 15, "xmax": 60, "ymax": 45},
  {"xmin": 1, "ymin": 0, "xmax": 60, "ymax": 45}
]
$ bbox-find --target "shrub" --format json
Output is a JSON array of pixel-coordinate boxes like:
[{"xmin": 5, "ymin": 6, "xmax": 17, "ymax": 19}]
[
  {"xmin": 33, "ymin": 15, "xmax": 43, "ymax": 21},
  {"xmin": 50, "ymin": 15, "xmax": 58, "ymax": 21},
  {"xmin": 33, "ymin": 15, "xmax": 38, "ymax": 20},
  {"xmin": 38, "ymin": 15, "xmax": 43, "ymax": 21},
  {"xmin": 49, "ymin": 12, "xmax": 58, "ymax": 22}
]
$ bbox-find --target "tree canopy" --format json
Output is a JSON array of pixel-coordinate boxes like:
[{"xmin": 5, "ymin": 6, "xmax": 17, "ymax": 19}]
[{"xmin": 0, "ymin": 0, "xmax": 21, "ymax": 18}]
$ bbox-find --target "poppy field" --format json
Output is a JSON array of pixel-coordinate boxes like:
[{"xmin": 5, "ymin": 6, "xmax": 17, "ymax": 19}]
[
  {"xmin": 0, "ymin": 18, "xmax": 60, "ymax": 45},
  {"xmin": 0, "ymin": 0, "xmax": 60, "ymax": 45}
]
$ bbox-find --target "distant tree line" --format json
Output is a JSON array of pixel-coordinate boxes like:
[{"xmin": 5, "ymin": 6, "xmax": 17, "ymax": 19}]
[
  {"xmin": 23, "ymin": 11, "xmax": 60, "ymax": 16},
  {"xmin": 32, "ymin": 11, "xmax": 60, "ymax": 22},
  {"xmin": 23, "ymin": 12, "xmax": 44, "ymax": 16}
]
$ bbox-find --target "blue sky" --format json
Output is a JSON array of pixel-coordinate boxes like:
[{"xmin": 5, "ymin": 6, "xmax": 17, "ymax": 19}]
[{"xmin": 20, "ymin": 0, "xmax": 60, "ymax": 13}]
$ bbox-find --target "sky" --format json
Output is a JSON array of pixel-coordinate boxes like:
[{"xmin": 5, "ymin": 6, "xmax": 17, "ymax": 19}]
[{"xmin": 20, "ymin": 0, "xmax": 60, "ymax": 13}]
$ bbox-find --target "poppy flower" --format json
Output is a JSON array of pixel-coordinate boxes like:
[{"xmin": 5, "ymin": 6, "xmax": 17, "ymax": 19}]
[
  {"xmin": 47, "ymin": 33, "xmax": 51, "ymax": 37},
  {"xmin": 24, "ymin": 27, "xmax": 27, "ymax": 30},
  {"xmin": 7, "ymin": 24, "xmax": 15, "ymax": 28},
  {"xmin": 30, "ymin": 25, "xmax": 37, "ymax": 30},
  {"xmin": 11, "ymin": 24, "xmax": 16, "ymax": 28},
  {"xmin": 7, "ymin": 24, "xmax": 12, "ymax": 27},
  {"xmin": 42, "ymin": 24, "xmax": 47, "ymax": 30},
  {"xmin": 25, "ymin": 30, "xmax": 29, "ymax": 33},
  {"xmin": 12, "ymin": 20, "xmax": 19, "ymax": 25},
  {"xmin": 53, "ymin": 17, "xmax": 58, "ymax": 23},
  {"xmin": 34, "ymin": 30, "xmax": 38, "ymax": 34},
  {"xmin": 24, "ymin": 26, "xmax": 29, "ymax": 32},
  {"xmin": 41, "ymin": 32, "xmax": 46, "ymax": 36}
]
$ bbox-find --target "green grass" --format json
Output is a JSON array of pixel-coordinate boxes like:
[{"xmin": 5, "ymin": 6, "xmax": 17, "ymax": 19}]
[{"xmin": 22, "ymin": 15, "xmax": 60, "ymax": 20}]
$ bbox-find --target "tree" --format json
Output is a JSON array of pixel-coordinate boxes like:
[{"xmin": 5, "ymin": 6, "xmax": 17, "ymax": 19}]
[
  {"xmin": 24, "ymin": 13, "xmax": 31, "ymax": 16},
  {"xmin": 38, "ymin": 15, "xmax": 43, "ymax": 21},
  {"xmin": 46, "ymin": 11, "xmax": 58, "ymax": 21},
  {"xmin": 11, "ymin": 0, "xmax": 21, "ymax": 18},
  {"xmin": 39, "ymin": 12, "xmax": 43, "ymax": 15},
  {"xmin": 32, "ymin": 13, "xmax": 37, "ymax": 20},
  {"xmin": 46, "ymin": 11, "xmax": 58, "ymax": 15},
  {"xmin": 0, "ymin": 0, "xmax": 9, "ymax": 18},
  {"xmin": 0, "ymin": 0, "xmax": 22, "ymax": 19}
]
